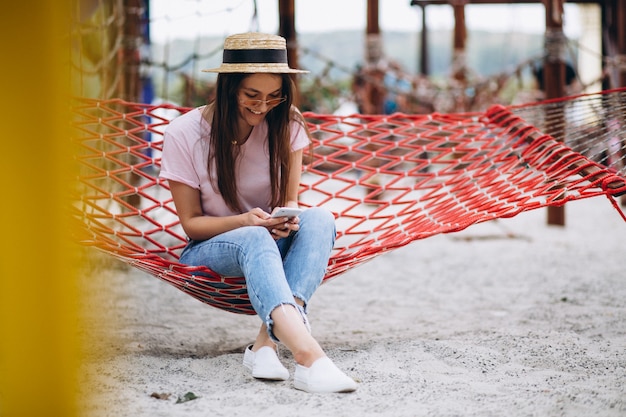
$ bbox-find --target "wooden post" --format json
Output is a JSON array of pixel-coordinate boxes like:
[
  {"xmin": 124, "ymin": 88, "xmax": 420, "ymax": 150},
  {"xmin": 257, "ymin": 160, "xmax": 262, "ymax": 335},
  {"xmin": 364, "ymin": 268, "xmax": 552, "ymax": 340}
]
[
  {"xmin": 544, "ymin": 0, "xmax": 567, "ymax": 226},
  {"xmin": 122, "ymin": 0, "xmax": 142, "ymax": 102},
  {"xmin": 364, "ymin": 0, "xmax": 385, "ymax": 114},
  {"xmin": 366, "ymin": 0, "xmax": 382, "ymax": 64},
  {"xmin": 367, "ymin": 0, "xmax": 380, "ymax": 37},
  {"xmin": 452, "ymin": 3, "xmax": 467, "ymax": 83},
  {"xmin": 597, "ymin": 1, "xmax": 626, "ymax": 207},
  {"xmin": 278, "ymin": 0, "xmax": 300, "ymax": 102},
  {"xmin": 617, "ymin": 2, "xmax": 626, "ymax": 88},
  {"xmin": 615, "ymin": 1, "xmax": 626, "ymax": 207},
  {"xmin": 120, "ymin": 0, "xmax": 146, "ymax": 207}
]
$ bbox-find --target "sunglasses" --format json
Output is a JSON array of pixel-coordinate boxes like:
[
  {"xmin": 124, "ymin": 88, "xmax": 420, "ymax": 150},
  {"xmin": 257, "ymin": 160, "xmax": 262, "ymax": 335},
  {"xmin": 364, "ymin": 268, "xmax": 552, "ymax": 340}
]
[{"xmin": 239, "ymin": 97, "xmax": 287, "ymax": 108}]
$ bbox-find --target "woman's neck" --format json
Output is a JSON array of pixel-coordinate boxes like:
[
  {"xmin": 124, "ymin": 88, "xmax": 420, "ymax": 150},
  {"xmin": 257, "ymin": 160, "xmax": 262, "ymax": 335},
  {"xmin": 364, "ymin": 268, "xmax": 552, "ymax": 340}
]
[{"xmin": 234, "ymin": 121, "xmax": 253, "ymax": 146}]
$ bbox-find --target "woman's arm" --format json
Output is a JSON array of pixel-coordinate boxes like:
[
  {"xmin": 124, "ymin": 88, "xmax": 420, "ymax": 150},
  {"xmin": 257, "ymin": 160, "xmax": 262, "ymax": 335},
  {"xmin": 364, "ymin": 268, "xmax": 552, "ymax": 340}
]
[
  {"xmin": 284, "ymin": 148, "xmax": 303, "ymax": 208},
  {"xmin": 169, "ymin": 180, "xmax": 278, "ymax": 241}
]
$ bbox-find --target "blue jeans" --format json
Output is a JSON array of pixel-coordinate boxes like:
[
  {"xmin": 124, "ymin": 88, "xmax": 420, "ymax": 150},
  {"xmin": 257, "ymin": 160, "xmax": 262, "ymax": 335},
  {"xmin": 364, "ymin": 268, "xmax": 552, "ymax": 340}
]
[{"xmin": 179, "ymin": 207, "xmax": 336, "ymax": 341}]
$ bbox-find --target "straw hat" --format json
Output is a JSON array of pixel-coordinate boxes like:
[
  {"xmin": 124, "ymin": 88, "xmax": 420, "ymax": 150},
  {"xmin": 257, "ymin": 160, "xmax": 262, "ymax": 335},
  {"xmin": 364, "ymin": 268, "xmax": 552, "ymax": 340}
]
[{"xmin": 203, "ymin": 32, "xmax": 308, "ymax": 74}]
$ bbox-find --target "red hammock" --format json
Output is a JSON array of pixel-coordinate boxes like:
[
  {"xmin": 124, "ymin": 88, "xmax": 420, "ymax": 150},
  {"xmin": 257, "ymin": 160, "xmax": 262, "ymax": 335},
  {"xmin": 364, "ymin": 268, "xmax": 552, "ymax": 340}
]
[{"xmin": 73, "ymin": 89, "xmax": 626, "ymax": 314}]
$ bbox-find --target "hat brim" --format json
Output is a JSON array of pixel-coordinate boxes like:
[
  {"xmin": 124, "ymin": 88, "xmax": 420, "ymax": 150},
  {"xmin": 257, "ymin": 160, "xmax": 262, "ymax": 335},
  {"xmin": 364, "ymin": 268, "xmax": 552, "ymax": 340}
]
[{"xmin": 202, "ymin": 63, "xmax": 308, "ymax": 74}]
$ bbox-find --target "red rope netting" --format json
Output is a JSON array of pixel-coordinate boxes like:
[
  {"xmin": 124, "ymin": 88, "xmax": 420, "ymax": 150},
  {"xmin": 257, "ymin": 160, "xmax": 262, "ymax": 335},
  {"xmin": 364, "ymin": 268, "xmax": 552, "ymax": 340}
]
[{"xmin": 73, "ymin": 89, "xmax": 626, "ymax": 314}]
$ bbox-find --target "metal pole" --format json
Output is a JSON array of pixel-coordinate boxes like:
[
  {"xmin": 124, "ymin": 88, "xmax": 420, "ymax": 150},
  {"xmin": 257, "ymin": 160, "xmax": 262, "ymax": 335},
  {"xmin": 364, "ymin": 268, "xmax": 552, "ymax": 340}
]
[{"xmin": 420, "ymin": 4, "xmax": 429, "ymax": 75}]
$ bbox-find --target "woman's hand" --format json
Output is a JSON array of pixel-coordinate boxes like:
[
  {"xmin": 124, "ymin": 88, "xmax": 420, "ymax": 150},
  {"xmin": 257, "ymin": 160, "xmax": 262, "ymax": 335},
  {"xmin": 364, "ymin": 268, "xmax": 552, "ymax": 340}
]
[
  {"xmin": 241, "ymin": 207, "xmax": 299, "ymax": 240},
  {"xmin": 265, "ymin": 207, "xmax": 300, "ymax": 240}
]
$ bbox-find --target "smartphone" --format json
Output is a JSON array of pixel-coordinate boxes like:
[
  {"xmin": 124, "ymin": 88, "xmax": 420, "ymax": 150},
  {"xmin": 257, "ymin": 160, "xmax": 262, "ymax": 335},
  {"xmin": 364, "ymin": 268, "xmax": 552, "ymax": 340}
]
[{"xmin": 271, "ymin": 207, "xmax": 303, "ymax": 219}]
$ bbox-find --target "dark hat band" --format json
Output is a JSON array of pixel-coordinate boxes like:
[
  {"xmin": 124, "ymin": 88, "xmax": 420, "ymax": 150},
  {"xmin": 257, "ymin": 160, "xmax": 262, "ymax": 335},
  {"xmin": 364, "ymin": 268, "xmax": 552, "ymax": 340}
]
[{"xmin": 222, "ymin": 49, "xmax": 288, "ymax": 64}]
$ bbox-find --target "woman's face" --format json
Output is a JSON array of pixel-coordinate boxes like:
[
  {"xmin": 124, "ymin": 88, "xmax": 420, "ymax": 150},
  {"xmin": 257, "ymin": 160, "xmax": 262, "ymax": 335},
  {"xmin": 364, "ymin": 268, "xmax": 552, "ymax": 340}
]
[{"xmin": 237, "ymin": 73, "xmax": 284, "ymax": 127}]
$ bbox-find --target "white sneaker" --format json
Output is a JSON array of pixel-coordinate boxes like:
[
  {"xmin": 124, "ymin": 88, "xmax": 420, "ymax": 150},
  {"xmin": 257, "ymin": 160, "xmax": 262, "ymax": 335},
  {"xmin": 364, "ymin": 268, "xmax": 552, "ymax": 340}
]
[
  {"xmin": 243, "ymin": 345, "xmax": 290, "ymax": 381},
  {"xmin": 294, "ymin": 356, "xmax": 357, "ymax": 393}
]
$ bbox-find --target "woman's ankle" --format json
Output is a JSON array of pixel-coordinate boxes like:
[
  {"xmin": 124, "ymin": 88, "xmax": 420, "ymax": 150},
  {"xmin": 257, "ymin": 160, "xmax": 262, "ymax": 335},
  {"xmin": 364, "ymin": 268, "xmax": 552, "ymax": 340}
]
[
  {"xmin": 293, "ymin": 347, "xmax": 325, "ymax": 368},
  {"xmin": 251, "ymin": 326, "xmax": 276, "ymax": 352},
  {"xmin": 251, "ymin": 341, "xmax": 276, "ymax": 352}
]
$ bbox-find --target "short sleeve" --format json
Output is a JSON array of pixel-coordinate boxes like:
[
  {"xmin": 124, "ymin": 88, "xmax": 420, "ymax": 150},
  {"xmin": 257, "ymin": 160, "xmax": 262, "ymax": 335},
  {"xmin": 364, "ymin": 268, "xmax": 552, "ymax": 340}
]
[
  {"xmin": 159, "ymin": 109, "xmax": 204, "ymax": 190},
  {"xmin": 290, "ymin": 119, "xmax": 310, "ymax": 152}
]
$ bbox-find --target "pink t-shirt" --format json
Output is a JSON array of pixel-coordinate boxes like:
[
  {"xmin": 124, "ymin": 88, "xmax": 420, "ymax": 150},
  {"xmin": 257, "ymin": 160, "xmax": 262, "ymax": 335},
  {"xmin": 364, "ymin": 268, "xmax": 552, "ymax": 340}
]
[{"xmin": 159, "ymin": 107, "xmax": 310, "ymax": 216}]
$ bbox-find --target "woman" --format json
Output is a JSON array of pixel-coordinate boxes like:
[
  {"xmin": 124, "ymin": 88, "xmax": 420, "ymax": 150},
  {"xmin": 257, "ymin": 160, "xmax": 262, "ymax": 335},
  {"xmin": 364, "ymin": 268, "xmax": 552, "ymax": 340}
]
[{"xmin": 159, "ymin": 32, "xmax": 357, "ymax": 394}]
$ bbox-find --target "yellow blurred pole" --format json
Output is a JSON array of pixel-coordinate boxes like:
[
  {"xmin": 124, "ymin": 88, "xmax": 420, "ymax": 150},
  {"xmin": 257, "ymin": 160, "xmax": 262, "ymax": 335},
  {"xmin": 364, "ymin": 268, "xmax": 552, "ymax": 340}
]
[{"xmin": 0, "ymin": 1, "xmax": 79, "ymax": 417}]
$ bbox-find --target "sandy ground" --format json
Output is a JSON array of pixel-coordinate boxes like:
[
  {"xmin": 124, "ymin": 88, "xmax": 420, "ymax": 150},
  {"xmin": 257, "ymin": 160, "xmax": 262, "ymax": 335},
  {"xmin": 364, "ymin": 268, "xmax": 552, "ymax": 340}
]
[{"xmin": 77, "ymin": 196, "xmax": 626, "ymax": 417}]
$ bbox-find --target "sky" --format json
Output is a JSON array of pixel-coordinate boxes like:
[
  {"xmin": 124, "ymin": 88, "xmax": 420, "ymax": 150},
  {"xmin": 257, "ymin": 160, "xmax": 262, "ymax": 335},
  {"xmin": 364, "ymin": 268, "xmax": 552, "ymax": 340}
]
[{"xmin": 149, "ymin": 0, "xmax": 583, "ymax": 43}]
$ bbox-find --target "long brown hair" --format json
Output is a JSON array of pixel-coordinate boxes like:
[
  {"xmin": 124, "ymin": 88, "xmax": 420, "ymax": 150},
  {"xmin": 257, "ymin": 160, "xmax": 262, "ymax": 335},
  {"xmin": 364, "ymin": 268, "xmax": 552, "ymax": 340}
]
[{"xmin": 203, "ymin": 73, "xmax": 309, "ymax": 212}]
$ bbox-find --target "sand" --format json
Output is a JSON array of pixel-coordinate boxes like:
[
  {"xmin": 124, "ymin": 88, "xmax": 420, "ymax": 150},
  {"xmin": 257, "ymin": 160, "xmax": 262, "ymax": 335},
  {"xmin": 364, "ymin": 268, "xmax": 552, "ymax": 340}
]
[{"xmin": 77, "ymin": 196, "xmax": 626, "ymax": 417}]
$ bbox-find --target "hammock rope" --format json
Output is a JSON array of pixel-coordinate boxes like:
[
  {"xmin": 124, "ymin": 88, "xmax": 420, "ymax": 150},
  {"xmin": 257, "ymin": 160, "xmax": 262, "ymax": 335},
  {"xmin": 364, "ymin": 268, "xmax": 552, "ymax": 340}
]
[{"xmin": 73, "ymin": 88, "xmax": 626, "ymax": 315}]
